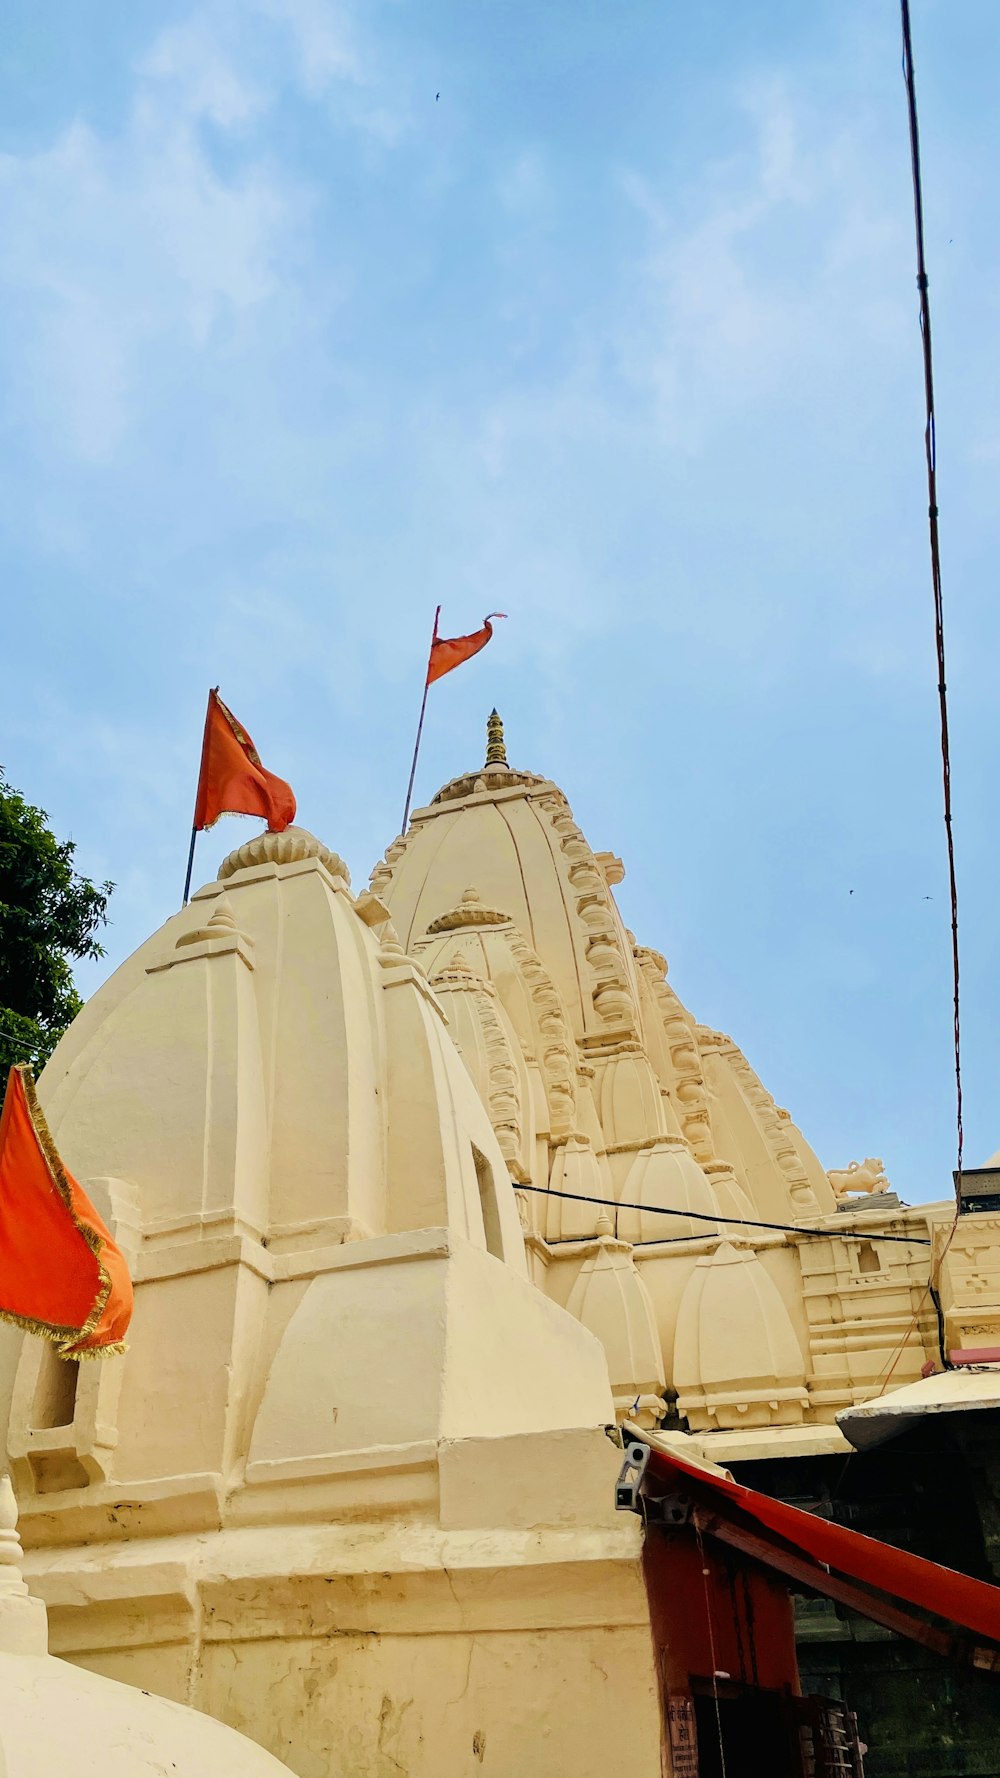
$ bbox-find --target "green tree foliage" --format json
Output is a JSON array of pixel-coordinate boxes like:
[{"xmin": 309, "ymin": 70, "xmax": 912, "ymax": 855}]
[{"xmin": 0, "ymin": 768, "xmax": 113, "ymax": 1077}]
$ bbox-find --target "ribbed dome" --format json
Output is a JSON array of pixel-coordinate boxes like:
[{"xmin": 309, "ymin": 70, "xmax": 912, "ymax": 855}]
[
  {"xmin": 565, "ymin": 1219, "xmax": 666, "ymax": 1427},
  {"xmin": 0, "ymin": 1655, "xmax": 298, "ymax": 1778},
  {"xmin": 24, "ymin": 821, "xmax": 545, "ymax": 1496},
  {"xmin": 618, "ymin": 1139, "xmax": 722, "ymax": 1244},
  {"xmin": 673, "ymin": 1243, "xmax": 808, "ymax": 1432},
  {"xmin": 371, "ymin": 776, "xmax": 645, "ymax": 1049}
]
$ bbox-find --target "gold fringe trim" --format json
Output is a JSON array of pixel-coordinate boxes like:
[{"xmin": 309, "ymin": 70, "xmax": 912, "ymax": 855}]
[
  {"xmin": 216, "ymin": 693, "xmax": 264, "ymax": 769},
  {"xmin": 13, "ymin": 1066, "xmax": 115, "ymax": 1360}
]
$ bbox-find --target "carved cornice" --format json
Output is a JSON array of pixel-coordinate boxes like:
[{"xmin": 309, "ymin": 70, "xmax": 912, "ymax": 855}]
[
  {"xmin": 633, "ymin": 947, "xmax": 714, "ymax": 1163},
  {"xmin": 430, "ymin": 958, "xmax": 529, "ymax": 1182},
  {"xmin": 698, "ymin": 1025, "xmax": 820, "ymax": 1213},
  {"xmin": 534, "ymin": 791, "xmax": 639, "ymax": 1043},
  {"xmin": 426, "ymin": 887, "xmax": 511, "ymax": 932},
  {"xmin": 219, "ymin": 827, "xmax": 350, "ymax": 885},
  {"xmin": 504, "ymin": 927, "xmax": 577, "ymax": 1138}
]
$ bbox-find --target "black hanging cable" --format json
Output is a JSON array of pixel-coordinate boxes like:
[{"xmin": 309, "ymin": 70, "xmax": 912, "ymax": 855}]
[
  {"xmin": 518, "ymin": 1181, "xmax": 931, "ymax": 1246},
  {"xmin": 901, "ymin": 0, "xmax": 963, "ymax": 1201},
  {"xmin": 870, "ymin": 3, "xmax": 965, "ymax": 1388},
  {"xmin": 0, "ymin": 1020, "xmax": 45, "ymax": 1057}
]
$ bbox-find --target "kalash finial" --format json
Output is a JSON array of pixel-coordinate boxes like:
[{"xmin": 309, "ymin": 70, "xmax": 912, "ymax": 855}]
[{"xmin": 485, "ymin": 708, "xmax": 508, "ymax": 767}]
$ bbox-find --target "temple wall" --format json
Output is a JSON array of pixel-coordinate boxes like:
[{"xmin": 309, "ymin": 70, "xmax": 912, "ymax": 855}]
[{"xmin": 28, "ymin": 1428, "xmax": 666, "ymax": 1778}]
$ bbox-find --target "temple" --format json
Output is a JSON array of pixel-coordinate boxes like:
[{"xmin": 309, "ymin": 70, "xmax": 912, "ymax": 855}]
[{"xmin": 1, "ymin": 715, "xmax": 998, "ymax": 1775}]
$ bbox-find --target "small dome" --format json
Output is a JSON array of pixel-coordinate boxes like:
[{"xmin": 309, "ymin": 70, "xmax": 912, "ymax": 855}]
[
  {"xmin": 673, "ymin": 1242, "xmax": 808, "ymax": 1432},
  {"xmin": 547, "ymin": 1136, "xmax": 607, "ymax": 1239},
  {"xmin": 618, "ymin": 1138, "xmax": 721, "ymax": 1244},
  {"xmin": 566, "ymin": 1221, "xmax": 666, "ymax": 1427},
  {"xmin": 219, "ymin": 824, "xmax": 350, "ymax": 885},
  {"xmin": 0, "ymin": 1656, "xmax": 298, "ymax": 1778}
]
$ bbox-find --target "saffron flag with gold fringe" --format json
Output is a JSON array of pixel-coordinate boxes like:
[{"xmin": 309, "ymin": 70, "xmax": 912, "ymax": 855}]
[
  {"xmin": 0, "ymin": 1066, "xmax": 133, "ymax": 1357},
  {"xmin": 193, "ymin": 688, "xmax": 296, "ymax": 833}
]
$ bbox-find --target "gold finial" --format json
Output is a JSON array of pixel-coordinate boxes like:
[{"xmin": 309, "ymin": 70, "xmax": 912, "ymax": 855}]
[{"xmin": 485, "ymin": 709, "xmax": 507, "ymax": 767}]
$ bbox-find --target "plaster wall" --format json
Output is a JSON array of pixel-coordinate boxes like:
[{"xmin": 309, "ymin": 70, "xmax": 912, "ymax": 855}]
[{"xmin": 27, "ymin": 1429, "xmax": 665, "ymax": 1778}]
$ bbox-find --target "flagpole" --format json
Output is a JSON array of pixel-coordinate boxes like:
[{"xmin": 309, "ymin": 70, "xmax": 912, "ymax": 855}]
[
  {"xmin": 402, "ymin": 607, "xmax": 440, "ymax": 835},
  {"xmin": 182, "ymin": 826, "xmax": 198, "ymax": 907},
  {"xmin": 183, "ymin": 686, "xmax": 218, "ymax": 907}
]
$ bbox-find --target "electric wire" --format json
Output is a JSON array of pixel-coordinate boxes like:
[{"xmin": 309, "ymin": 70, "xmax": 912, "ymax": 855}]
[
  {"xmin": 695, "ymin": 1516, "xmax": 729, "ymax": 1778},
  {"xmin": 900, "ymin": 0, "xmax": 963, "ymax": 1205},
  {"xmin": 868, "ymin": 2, "xmax": 966, "ymax": 1390},
  {"xmin": 0, "ymin": 1020, "xmax": 46, "ymax": 1057},
  {"xmin": 518, "ymin": 1181, "xmax": 931, "ymax": 1246}
]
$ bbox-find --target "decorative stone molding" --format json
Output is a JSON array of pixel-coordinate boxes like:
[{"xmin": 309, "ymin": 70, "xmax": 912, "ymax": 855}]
[
  {"xmin": 430, "ymin": 960, "xmax": 530, "ymax": 1183},
  {"xmin": 534, "ymin": 792, "xmax": 640, "ymax": 1041},
  {"xmin": 219, "ymin": 826, "xmax": 350, "ymax": 886},
  {"xmin": 504, "ymin": 928, "xmax": 577, "ymax": 1138},
  {"xmin": 430, "ymin": 765, "xmax": 546, "ymax": 804},
  {"xmin": 633, "ymin": 948, "xmax": 714, "ymax": 1162},
  {"xmin": 594, "ymin": 852, "xmax": 626, "ymax": 888},
  {"xmin": 698, "ymin": 1025, "xmax": 820, "ymax": 1213},
  {"xmin": 150, "ymin": 896, "xmax": 256, "ymax": 974},
  {"xmin": 934, "ymin": 1213, "xmax": 1000, "ymax": 1357},
  {"xmin": 353, "ymin": 891, "xmax": 392, "ymax": 929},
  {"xmin": 177, "ymin": 895, "xmax": 253, "ymax": 950},
  {"xmin": 701, "ymin": 1159, "xmax": 756, "ymax": 1225},
  {"xmin": 426, "ymin": 887, "xmax": 510, "ymax": 932},
  {"xmin": 412, "ymin": 909, "xmax": 579, "ymax": 1142}
]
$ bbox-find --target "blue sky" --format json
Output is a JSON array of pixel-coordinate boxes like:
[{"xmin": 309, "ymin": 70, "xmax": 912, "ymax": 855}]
[{"xmin": 2, "ymin": 1, "xmax": 997, "ymax": 1203}]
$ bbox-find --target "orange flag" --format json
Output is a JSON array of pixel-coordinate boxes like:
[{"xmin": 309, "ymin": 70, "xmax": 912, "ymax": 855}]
[
  {"xmin": 426, "ymin": 612, "xmax": 506, "ymax": 686},
  {"xmin": 193, "ymin": 689, "xmax": 296, "ymax": 832},
  {"xmin": 0, "ymin": 1067, "xmax": 134, "ymax": 1358}
]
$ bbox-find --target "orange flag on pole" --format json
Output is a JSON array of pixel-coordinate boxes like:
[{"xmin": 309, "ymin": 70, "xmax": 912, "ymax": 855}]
[
  {"xmin": 401, "ymin": 607, "xmax": 508, "ymax": 833},
  {"xmin": 426, "ymin": 611, "xmax": 506, "ymax": 686},
  {"xmin": 193, "ymin": 689, "xmax": 296, "ymax": 833},
  {"xmin": 0, "ymin": 1067, "xmax": 134, "ymax": 1358}
]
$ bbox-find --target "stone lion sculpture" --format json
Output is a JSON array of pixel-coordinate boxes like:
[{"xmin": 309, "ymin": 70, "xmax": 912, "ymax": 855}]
[{"xmin": 827, "ymin": 1157, "xmax": 890, "ymax": 1199}]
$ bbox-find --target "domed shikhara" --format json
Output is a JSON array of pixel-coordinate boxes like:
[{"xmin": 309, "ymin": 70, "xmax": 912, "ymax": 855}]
[
  {"xmin": 368, "ymin": 717, "xmax": 938, "ymax": 1436},
  {"xmin": 371, "ymin": 733, "xmax": 833, "ymax": 1218},
  {"xmin": 8, "ymin": 819, "xmax": 613, "ymax": 1516}
]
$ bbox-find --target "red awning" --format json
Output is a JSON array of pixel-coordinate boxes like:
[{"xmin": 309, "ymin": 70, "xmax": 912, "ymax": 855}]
[{"xmin": 642, "ymin": 1443, "xmax": 1000, "ymax": 1662}]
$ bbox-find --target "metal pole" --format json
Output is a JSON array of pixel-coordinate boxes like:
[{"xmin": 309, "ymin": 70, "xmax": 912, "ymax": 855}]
[
  {"xmin": 183, "ymin": 686, "xmax": 217, "ymax": 906},
  {"xmin": 182, "ymin": 826, "xmax": 198, "ymax": 907},
  {"xmin": 401, "ymin": 606, "xmax": 440, "ymax": 834}
]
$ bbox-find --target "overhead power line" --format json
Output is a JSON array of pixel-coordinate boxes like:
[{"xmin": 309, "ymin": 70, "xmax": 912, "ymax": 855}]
[
  {"xmin": 518, "ymin": 1181, "xmax": 932, "ymax": 1247},
  {"xmin": 900, "ymin": 0, "xmax": 963, "ymax": 1199}
]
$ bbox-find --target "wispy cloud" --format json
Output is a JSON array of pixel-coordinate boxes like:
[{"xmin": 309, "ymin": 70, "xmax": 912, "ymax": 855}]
[
  {"xmin": 615, "ymin": 76, "xmax": 910, "ymax": 442},
  {"xmin": 0, "ymin": 0, "xmax": 400, "ymax": 464}
]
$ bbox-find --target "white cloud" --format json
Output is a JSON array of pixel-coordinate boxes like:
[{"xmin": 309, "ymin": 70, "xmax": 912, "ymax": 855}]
[
  {"xmin": 138, "ymin": 16, "xmax": 267, "ymax": 127},
  {"xmin": 0, "ymin": 39, "xmax": 297, "ymax": 460},
  {"xmin": 615, "ymin": 77, "xmax": 910, "ymax": 440},
  {"xmin": 255, "ymin": 0, "xmax": 360, "ymax": 93},
  {"xmin": 0, "ymin": 0, "xmax": 399, "ymax": 464}
]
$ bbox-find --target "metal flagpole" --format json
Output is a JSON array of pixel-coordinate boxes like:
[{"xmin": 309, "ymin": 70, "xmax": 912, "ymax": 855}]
[
  {"xmin": 181, "ymin": 826, "xmax": 198, "ymax": 908},
  {"xmin": 183, "ymin": 686, "xmax": 218, "ymax": 907},
  {"xmin": 401, "ymin": 607, "xmax": 440, "ymax": 835}
]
